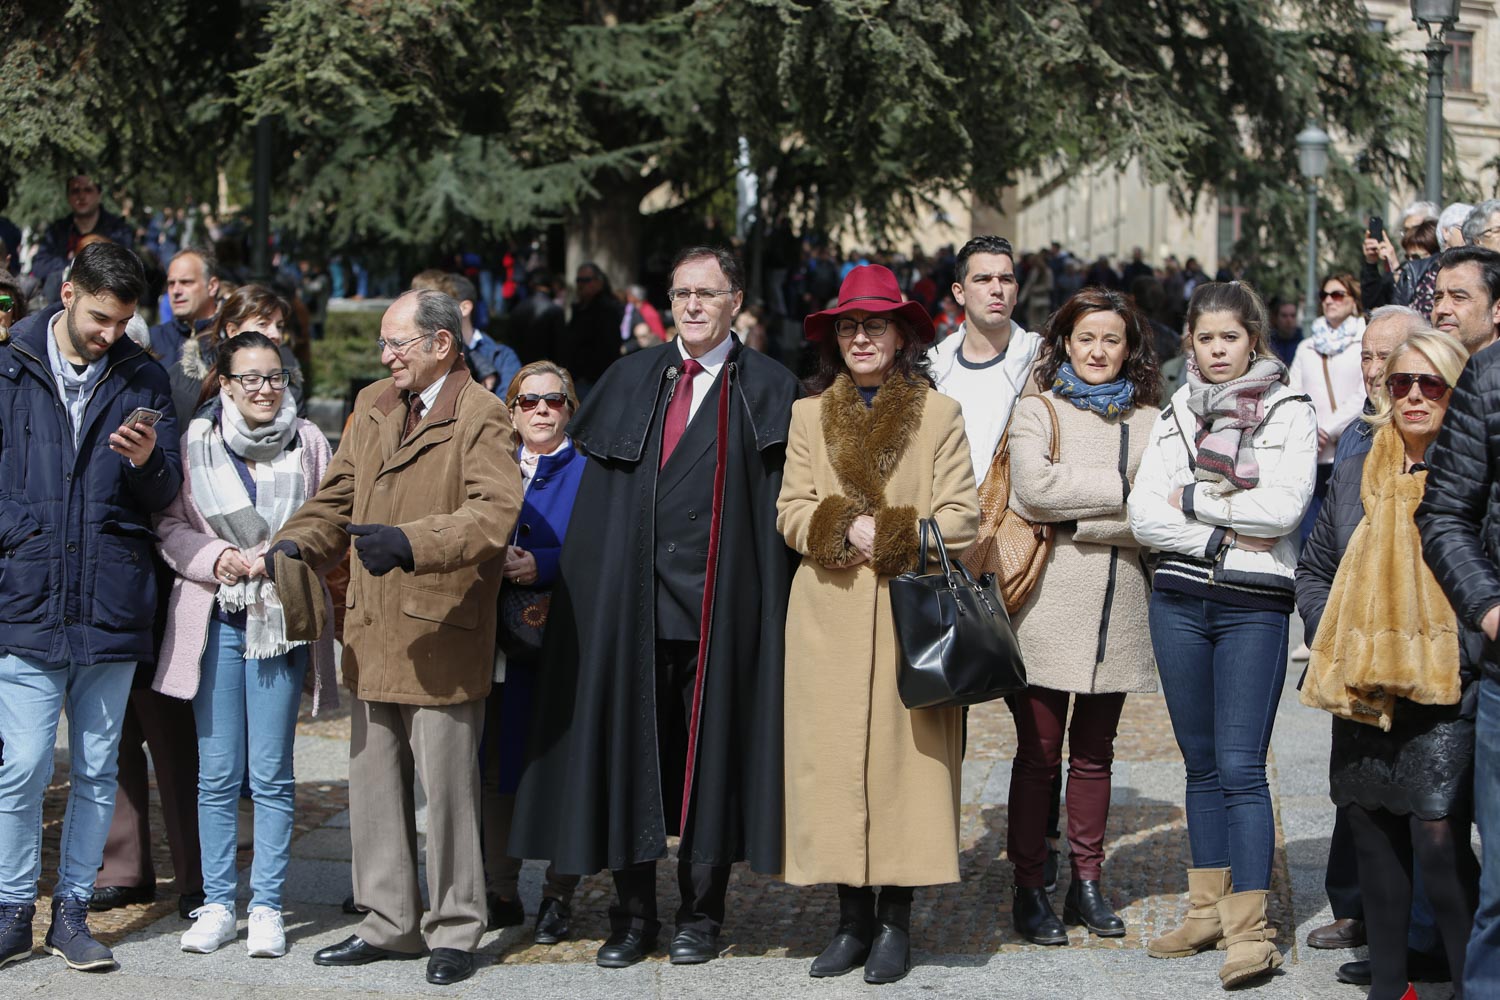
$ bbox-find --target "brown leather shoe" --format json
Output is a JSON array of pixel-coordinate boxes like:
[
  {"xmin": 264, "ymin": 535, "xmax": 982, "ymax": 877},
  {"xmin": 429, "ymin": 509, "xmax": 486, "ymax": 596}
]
[{"xmin": 1306, "ymin": 918, "xmax": 1365, "ymax": 949}]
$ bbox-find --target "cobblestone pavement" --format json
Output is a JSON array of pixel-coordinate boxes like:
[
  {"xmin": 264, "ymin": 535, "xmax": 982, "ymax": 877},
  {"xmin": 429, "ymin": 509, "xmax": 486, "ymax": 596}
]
[{"xmin": 6, "ymin": 625, "xmax": 1464, "ymax": 998}]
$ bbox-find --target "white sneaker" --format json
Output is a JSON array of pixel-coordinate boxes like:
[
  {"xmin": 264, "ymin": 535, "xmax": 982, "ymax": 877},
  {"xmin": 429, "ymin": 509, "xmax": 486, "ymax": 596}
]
[
  {"xmin": 1291, "ymin": 642, "xmax": 1312, "ymax": 662},
  {"xmin": 180, "ymin": 903, "xmax": 237, "ymax": 953},
  {"xmin": 246, "ymin": 906, "xmax": 286, "ymax": 958}
]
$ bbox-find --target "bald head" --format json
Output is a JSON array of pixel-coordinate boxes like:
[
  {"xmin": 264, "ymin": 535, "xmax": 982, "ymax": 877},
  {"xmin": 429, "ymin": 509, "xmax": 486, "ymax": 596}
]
[{"xmin": 1362, "ymin": 306, "xmax": 1434, "ymax": 400}]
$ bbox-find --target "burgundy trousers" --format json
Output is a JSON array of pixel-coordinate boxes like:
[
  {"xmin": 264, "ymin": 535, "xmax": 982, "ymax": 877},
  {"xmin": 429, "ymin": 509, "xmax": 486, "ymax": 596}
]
[{"xmin": 1006, "ymin": 686, "xmax": 1127, "ymax": 888}]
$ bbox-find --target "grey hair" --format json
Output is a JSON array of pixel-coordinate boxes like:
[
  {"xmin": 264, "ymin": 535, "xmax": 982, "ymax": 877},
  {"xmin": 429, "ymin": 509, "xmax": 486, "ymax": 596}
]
[
  {"xmin": 1463, "ymin": 200, "xmax": 1500, "ymax": 244},
  {"xmin": 399, "ymin": 288, "xmax": 462, "ymax": 347},
  {"xmin": 1402, "ymin": 200, "xmax": 1440, "ymax": 224},
  {"xmin": 628, "ymin": 284, "xmax": 647, "ymax": 300},
  {"xmin": 1366, "ymin": 304, "xmax": 1433, "ymax": 341},
  {"xmin": 1439, "ymin": 203, "xmax": 1474, "ymax": 249}
]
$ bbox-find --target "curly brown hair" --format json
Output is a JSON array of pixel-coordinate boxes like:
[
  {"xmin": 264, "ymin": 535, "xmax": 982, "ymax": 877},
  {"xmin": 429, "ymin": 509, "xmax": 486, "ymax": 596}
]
[{"xmin": 1032, "ymin": 286, "xmax": 1163, "ymax": 408}]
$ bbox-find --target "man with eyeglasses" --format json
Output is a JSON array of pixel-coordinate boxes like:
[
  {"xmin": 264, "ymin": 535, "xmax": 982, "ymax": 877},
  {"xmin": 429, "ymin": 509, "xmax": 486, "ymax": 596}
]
[
  {"xmin": 510, "ymin": 245, "xmax": 797, "ymax": 969},
  {"xmin": 265, "ymin": 289, "xmax": 521, "ymax": 987},
  {"xmin": 0, "ymin": 242, "xmax": 181, "ymax": 974},
  {"xmin": 30, "ymin": 174, "xmax": 134, "ymax": 300},
  {"xmin": 559, "ymin": 261, "xmax": 625, "ymax": 397},
  {"xmin": 1431, "ymin": 246, "xmax": 1500, "ymax": 356}
]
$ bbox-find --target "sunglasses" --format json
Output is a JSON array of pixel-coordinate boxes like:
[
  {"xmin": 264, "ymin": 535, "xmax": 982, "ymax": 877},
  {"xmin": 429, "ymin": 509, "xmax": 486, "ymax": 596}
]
[
  {"xmin": 1385, "ymin": 372, "xmax": 1450, "ymax": 401},
  {"xmin": 1318, "ymin": 289, "xmax": 1350, "ymax": 302},
  {"xmin": 513, "ymin": 392, "xmax": 568, "ymax": 411},
  {"xmin": 0, "ymin": 294, "xmax": 12, "ymax": 313}
]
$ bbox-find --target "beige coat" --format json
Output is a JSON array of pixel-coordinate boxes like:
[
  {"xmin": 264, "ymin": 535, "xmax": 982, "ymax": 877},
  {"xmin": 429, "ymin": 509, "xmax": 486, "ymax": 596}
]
[
  {"xmin": 1007, "ymin": 392, "xmax": 1158, "ymax": 694},
  {"xmin": 275, "ymin": 360, "xmax": 521, "ymax": 706},
  {"xmin": 777, "ymin": 374, "xmax": 979, "ymax": 887}
]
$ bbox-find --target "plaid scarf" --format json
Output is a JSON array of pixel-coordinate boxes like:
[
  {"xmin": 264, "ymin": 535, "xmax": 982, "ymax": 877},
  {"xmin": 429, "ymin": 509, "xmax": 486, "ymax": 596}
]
[
  {"xmin": 185, "ymin": 391, "xmax": 307, "ymax": 658},
  {"xmin": 1185, "ymin": 353, "xmax": 1288, "ymax": 489}
]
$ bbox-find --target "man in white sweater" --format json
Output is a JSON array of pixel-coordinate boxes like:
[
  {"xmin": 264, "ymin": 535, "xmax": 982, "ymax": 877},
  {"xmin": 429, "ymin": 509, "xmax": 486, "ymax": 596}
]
[{"xmin": 927, "ymin": 235, "xmax": 1044, "ymax": 487}]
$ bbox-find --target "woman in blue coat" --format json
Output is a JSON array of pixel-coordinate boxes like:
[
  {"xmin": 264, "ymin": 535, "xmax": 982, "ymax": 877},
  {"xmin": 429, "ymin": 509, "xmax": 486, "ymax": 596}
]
[{"xmin": 482, "ymin": 360, "xmax": 588, "ymax": 944}]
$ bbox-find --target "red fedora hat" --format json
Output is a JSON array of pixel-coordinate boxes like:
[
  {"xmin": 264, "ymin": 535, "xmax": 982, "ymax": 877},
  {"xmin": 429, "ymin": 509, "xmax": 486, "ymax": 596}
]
[{"xmin": 804, "ymin": 264, "xmax": 937, "ymax": 344}]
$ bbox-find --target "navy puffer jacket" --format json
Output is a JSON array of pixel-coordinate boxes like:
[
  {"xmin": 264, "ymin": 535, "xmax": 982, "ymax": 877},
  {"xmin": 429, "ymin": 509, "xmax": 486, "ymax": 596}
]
[
  {"xmin": 0, "ymin": 303, "xmax": 182, "ymax": 666},
  {"xmin": 1417, "ymin": 343, "xmax": 1500, "ymax": 684}
]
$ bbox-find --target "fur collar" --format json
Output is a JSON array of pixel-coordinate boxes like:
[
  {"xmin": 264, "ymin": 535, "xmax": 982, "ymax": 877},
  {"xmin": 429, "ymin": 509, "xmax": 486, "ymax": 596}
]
[
  {"xmin": 180, "ymin": 337, "xmax": 213, "ymax": 380},
  {"xmin": 820, "ymin": 372, "xmax": 926, "ymax": 509}
]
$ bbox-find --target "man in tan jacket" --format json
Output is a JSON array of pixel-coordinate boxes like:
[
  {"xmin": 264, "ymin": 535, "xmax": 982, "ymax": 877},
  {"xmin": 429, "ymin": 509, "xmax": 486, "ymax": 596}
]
[{"xmin": 267, "ymin": 289, "xmax": 521, "ymax": 986}]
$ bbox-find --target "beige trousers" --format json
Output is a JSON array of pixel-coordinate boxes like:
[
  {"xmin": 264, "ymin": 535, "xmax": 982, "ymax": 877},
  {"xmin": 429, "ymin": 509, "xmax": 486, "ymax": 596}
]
[{"xmin": 350, "ymin": 697, "xmax": 486, "ymax": 953}]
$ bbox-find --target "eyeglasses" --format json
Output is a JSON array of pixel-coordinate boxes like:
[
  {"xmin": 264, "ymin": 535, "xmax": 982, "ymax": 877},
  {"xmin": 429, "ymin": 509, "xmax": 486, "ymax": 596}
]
[
  {"xmin": 376, "ymin": 333, "xmax": 433, "ymax": 356},
  {"xmin": 575, "ymin": 274, "xmax": 599, "ymax": 284},
  {"xmin": 513, "ymin": 392, "xmax": 568, "ymax": 411},
  {"xmin": 666, "ymin": 287, "xmax": 734, "ymax": 304},
  {"xmin": 1385, "ymin": 372, "xmax": 1450, "ymax": 401},
  {"xmin": 833, "ymin": 317, "xmax": 891, "ymax": 339},
  {"xmin": 1318, "ymin": 289, "xmax": 1350, "ymax": 302},
  {"xmin": 226, "ymin": 371, "xmax": 291, "ymax": 391}
]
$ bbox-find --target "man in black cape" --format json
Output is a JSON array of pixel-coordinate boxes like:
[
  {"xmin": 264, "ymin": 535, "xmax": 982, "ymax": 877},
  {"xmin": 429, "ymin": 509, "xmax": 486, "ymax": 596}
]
[{"xmin": 510, "ymin": 245, "xmax": 796, "ymax": 967}]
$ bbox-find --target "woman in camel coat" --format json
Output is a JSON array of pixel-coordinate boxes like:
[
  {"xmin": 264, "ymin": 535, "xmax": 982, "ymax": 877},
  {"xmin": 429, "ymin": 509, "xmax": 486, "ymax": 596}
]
[{"xmin": 777, "ymin": 265, "xmax": 978, "ymax": 985}]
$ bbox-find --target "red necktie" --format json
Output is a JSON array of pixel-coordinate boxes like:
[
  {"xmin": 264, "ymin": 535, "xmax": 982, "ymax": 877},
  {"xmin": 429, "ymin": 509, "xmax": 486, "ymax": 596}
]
[
  {"xmin": 403, "ymin": 395, "xmax": 426, "ymax": 439},
  {"xmin": 659, "ymin": 358, "xmax": 703, "ymax": 468}
]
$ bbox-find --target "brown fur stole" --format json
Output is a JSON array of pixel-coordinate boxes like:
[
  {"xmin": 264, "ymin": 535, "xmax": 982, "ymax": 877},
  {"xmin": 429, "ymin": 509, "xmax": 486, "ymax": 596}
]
[
  {"xmin": 804, "ymin": 373, "xmax": 925, "ymax": 576},
  {"xmin": 1300, "ymin": 423, "xmax": 1461, "ymax": 730}
]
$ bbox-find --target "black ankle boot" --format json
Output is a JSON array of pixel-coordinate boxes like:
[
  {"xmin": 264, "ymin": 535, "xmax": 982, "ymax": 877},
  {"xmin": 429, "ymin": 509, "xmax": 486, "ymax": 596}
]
[
  {"xmin": 1062, "ymin": 878, "xmax": 1125, "ymax": 937},
  {"xmin": 1013, "ymin": 885, "xmax": 1068, "ymax": 945},
  {"xmin": 863, "ymin": 889, "xmax": 912, "ymax": 985},
  {"xmin": 810, "ymin": 885, "xmax": 875, "ymax": 978}
]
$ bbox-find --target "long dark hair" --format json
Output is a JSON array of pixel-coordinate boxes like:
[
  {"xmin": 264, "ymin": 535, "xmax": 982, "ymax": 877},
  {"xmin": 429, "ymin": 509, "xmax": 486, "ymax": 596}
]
[
  {"xmin": 1033, "ymin": 286, "xmax": 1163, "ymax": 408},
  {"xmin": 801, "ymin": 316, "xmax": 935, "ymax": 396}
]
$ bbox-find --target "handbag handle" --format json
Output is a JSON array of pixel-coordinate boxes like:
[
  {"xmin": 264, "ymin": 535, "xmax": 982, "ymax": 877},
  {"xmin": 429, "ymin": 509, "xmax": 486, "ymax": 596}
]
[{"xmin": 918, "ymin": 518, "xmax": 961, "ymax": 579}]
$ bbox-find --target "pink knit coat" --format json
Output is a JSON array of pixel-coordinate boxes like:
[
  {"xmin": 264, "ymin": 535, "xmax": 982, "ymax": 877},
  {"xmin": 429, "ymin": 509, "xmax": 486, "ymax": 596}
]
[{"xmin": 151, "ymin": 418, "xmax": 339, "ymax": 714}]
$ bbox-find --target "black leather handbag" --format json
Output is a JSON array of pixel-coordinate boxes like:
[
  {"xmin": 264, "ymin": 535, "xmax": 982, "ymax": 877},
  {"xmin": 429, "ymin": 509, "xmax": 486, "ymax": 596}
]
[{"xmin": 889, "ymin": 518, "xmax": 1027, "ymax": 710}]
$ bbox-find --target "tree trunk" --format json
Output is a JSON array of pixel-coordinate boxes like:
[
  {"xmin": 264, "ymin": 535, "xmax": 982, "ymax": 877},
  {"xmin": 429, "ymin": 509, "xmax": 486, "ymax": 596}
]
[{"xmin": 565, "ymin": 184, "xmax": 649, "ymax": 293}]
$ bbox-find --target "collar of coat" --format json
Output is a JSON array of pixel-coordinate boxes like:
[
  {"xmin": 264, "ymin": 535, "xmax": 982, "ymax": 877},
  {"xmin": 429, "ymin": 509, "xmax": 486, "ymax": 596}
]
[
  {"xmin": 570, "ymin": 335, "xmax": 795, "ymax": 462},
  {"xmin": 820, "ymin": 371, "xmax": 926, "ymax": 510}
]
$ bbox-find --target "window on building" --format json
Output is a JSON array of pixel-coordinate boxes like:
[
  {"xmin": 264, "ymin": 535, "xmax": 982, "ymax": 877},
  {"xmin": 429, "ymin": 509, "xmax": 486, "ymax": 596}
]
[
  {"xmin": 1367, "ymin": 18, "xmax": 1386, "ymax": 33},
  {"xmin": 1448, "ymin": 30, "xmax": 1474, "ymax": 93}
]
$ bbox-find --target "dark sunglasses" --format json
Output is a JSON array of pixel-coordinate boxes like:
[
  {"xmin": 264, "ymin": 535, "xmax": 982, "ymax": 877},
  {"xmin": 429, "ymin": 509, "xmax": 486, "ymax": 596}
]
[
  {"xmin": 1385, "ymin": 372, "xmax": 1449, "ymax": 401},
  {"xmin": 513, "ymin": 392, "xmax": 568, "ymax": 411},
  {"xmin": 1318, "ymin": 289, "xmax": 1350, "ymax": 302}
]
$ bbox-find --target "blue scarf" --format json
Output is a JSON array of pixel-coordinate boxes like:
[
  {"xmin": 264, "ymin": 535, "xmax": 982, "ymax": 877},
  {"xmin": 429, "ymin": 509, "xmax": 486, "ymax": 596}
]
[{"xmin": 1051, "ymin": 362, "xmax": 1135, "ymax": 417}]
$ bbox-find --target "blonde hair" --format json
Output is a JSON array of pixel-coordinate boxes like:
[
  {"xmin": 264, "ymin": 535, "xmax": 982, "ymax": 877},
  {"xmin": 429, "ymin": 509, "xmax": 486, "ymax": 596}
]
[
  {"xmin": 505, "ymin": 360, "xmax": 579, "ymax": 412},
  {"xmin": 1367, "ymin": 328, "xmax": 1468, "ymax": 429}
]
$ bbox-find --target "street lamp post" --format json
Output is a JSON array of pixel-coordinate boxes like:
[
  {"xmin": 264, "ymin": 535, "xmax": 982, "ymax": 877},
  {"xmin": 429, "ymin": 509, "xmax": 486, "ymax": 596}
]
[
  {"xmin": 1411, "ymin": 0, "xmax": 1462, "ymax": 206},
  {"xmin": 1297, "ymin": 123, "xmax": 1330, "ymax": 324}
]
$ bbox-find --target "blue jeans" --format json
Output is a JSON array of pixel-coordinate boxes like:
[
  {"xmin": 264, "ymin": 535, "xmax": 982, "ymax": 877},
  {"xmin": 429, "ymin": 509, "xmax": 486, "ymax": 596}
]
[
  {"xmin": 0, "ymin": 654, "xmax": 135, "ymax": 903},
  {"xmin": 1149, "ymin": 590, "xmax": 1289, "ymax": 891},
  {"xmin": 1467, "ymin": 674, "xmax": 1500, "ymax": 996},
  {"xmin": 193, "ymin": 618, "xmax": 307, "ymax": 910}
]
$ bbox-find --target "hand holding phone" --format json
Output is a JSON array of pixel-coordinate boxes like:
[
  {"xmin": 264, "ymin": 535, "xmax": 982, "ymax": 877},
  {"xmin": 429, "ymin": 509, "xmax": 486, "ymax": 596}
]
[
  {"xmin": 1368, "ymin": 216, "xmax": 1384, "ymax": 243},
  {"xmin": 123, "ymin": 406, "xmax": 163, "ymax": 429}
]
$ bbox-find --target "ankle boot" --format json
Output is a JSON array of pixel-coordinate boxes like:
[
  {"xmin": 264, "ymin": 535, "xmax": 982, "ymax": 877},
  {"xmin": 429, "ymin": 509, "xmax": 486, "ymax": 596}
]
[
  {"xmin": 809, "ymin": 885, "xmax": 874, "ymax": 978},
  {"xmin": 1216, "ymin": 890, "xmax": 1282, "ymax": 988},
  {"xmin": 1147, "ymin": 867, "xmax": 1231, "ymax": 958},
  {"xmin": 863, "ymin": 891, "xmax": 911, "ymax": 985},
  {"xmin": 1063, "ymin": 878, "xmax": 1124, "ymax": 937},
  {"xmin": 1012, "ymin": 886, "xmax": 1068, "ymax": 945}
]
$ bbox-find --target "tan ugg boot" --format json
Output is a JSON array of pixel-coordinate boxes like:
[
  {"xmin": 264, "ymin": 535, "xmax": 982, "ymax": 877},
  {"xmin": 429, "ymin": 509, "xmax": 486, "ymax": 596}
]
[
  {"xmin": 1146, "ymin": 867, "xmax": 1232, "ymax": 958},
  {"xmin": 1216, "ymin": 890, "xmax": 1282, "ymax": 988}
]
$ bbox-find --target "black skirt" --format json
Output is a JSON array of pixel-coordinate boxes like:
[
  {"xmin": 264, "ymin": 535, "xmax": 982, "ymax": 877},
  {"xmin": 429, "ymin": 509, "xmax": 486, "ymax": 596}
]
[{"xmin": 1329, "ymin": 699, "xmax": 1475, "ymax": 820}]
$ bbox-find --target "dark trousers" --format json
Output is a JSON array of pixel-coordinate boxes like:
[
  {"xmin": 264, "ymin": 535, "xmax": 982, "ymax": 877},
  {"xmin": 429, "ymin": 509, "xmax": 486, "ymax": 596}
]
[
  {"xmin": 1007, "ymin": 686, "xmax": 1127, "ymax": 887},
  {"xmin": 97, "ymin": 683, "xmax": 203, "ymax": 894},
  {"xmin": 1326, "ymin": 804, "xmax": 1363, "ymax": 920},
  {"xmin": 608, "ymin": 639, "xmax": 729, "ymax": 937}
]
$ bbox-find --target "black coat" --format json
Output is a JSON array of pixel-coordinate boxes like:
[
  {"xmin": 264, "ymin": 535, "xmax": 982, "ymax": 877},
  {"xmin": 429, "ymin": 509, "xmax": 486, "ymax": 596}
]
[
  {"xmin": 509, "ymin": 338, "xmax": 797, "ymax": 873},
  {"xmin": 1418, "ymin": 345, "xmax": 1500, "ymax": 684}
]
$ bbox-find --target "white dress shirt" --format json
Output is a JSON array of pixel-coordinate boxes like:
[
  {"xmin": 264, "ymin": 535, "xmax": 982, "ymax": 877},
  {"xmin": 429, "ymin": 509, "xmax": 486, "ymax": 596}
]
[{"xmin": 676, "ymin": 335, "xmax": 734, "ymax": 425}]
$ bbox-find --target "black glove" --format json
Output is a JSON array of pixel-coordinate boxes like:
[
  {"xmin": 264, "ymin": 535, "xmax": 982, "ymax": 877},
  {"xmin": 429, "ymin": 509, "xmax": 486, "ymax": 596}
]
[
  {"xmin": 348, "ymin": 523, "xmax": 414, "ymax": 577},
  {"xmin": 263, "ymin": 540, "xmax": 302, "ymax": 584}
]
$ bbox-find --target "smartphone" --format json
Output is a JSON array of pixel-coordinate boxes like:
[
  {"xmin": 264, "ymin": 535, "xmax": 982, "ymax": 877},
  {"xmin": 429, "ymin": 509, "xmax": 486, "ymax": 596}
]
[
  {"xmin": 1369, "ymin": 216, "xmax": 1384, "ymax": 242},
  {"xmin": 122, "ymin": 407, "xmax": 163, "ymax": 429}
]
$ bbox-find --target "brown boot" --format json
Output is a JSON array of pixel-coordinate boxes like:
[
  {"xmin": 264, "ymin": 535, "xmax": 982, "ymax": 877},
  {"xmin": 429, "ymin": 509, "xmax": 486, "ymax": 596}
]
[
  {"xmin": 1217, "ymin": 890, "xmax": 1282, "ymax": 988},
  {"xmin": 1146, "ymin": 867, "xmax": 1231, "ymax": 958}
]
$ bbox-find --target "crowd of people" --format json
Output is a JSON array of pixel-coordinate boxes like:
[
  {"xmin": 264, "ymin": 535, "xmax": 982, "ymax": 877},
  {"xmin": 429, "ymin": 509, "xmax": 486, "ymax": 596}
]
[{"xmin": 2, "ymin": 173, "xmax": 1500, "ymax": 1000}]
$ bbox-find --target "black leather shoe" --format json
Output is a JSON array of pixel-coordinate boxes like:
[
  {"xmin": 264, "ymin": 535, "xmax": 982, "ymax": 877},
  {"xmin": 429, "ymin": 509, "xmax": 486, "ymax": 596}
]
[
  {"xmin": 596, "ymin": 928, "xmax": 656, "ymax": 968},
  {"xmin": 1307, "ymin": 917, "xmax": 1365, "ymax": 949},
  {"xmin": 810, "ymin": 887, "xmax": 875, "ymax": 978},
  {"xmin": 1336, "ymin": 950, "xmax": 1451, "ymax": 986},
  {"xmin": 312, "ymin": 934, "xmax": 423, "ymax": 966},
  {"xmin": 1062, "ymin": 879, "xmax": 1125, "ymax": 937},
  {"xmin": 88, "ymin": 884, "xmax": 155, "ymax": 912},
  {"xmin": 426, "ymin": 948, "xmax": 475, "ymax": 986},
  {"xmin": 1013, "ymin": 886, "xmax": 1068, "ymax": 945},
  {"xmin": 533, "ymin": 897, "xmax": 571, "ymax": 945},
  {"xmin": 177, "ymin": 891, "xmax": 205, "ymax": 920},
  {"xmin": 863, "ymin": 895, "xmax": 912, "ymax": 985},
  {"xmin": 487, "ymin": 893, "xmax": 524, "ymax": 931},
  {"xmin": 669, "ymin": 926, "xmax": 720, "ymax": 964}
]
